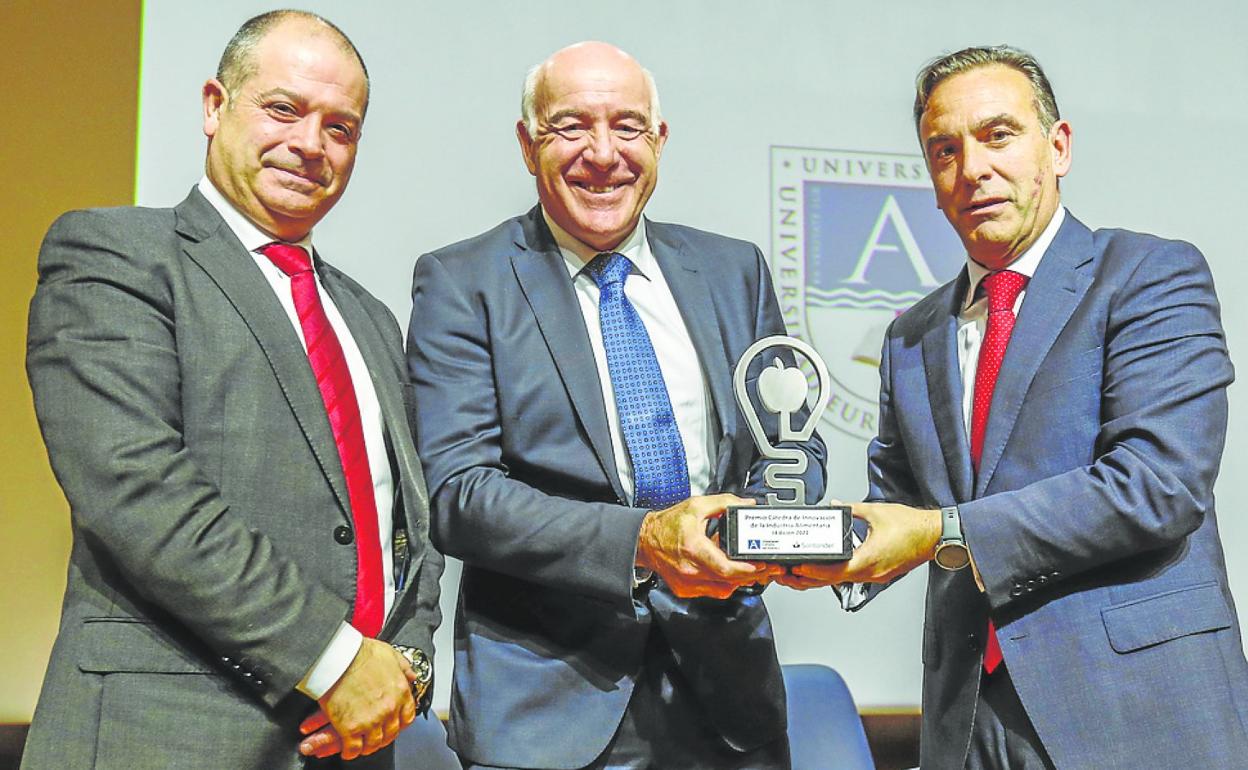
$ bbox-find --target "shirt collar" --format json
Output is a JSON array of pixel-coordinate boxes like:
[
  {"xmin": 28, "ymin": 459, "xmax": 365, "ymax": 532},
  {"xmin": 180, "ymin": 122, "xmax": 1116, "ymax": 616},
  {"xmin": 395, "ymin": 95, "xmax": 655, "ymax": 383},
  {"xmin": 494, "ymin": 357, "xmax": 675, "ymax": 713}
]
[
  {"xmin": 541, "ymin": 208, "xmax": 654, "ymax": 283},
  {"xmin": 963, "ymin": 205, "xmax": 1065, "ymax": 310},
  {"xmin": 197, "ymin": 176, "xmax": 315, "ymax": 256}
]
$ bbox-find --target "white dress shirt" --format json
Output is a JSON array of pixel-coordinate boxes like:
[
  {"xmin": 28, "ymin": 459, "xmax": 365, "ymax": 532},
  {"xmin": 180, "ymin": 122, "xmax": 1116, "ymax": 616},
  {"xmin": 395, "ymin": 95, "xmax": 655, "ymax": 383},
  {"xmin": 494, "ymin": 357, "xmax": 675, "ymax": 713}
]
[
  {"xmin": 544, "ymin": 211, "xmax": 718, "ymax": 504},
  {"xmin": 956, "ymin": 207, "xmax": 1066, "ymax": 439},
  {"xmin": 197, "ymin": 178, "xmax": 395, "ymax": 699}
]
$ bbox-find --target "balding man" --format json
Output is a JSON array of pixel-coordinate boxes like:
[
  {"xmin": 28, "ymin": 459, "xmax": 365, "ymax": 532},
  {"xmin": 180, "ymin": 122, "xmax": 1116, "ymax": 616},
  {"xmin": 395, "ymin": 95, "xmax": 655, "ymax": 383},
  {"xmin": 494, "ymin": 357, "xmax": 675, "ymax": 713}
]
[
  {"xmin": 407, "ymin": 42, "xmax": 825, "ymax": 769},
  {"xmin": 24, "ymin": 11, "xmax": 441, "ymax": 768}
]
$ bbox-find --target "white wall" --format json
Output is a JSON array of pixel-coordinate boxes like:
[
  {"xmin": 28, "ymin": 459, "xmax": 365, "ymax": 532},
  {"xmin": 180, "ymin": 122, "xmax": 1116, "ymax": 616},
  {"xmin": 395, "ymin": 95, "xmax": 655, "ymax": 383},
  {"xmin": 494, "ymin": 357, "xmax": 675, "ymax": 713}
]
[{"xmin": 138, "ymin": 0, "xmax": 1248, "ymax": 710}]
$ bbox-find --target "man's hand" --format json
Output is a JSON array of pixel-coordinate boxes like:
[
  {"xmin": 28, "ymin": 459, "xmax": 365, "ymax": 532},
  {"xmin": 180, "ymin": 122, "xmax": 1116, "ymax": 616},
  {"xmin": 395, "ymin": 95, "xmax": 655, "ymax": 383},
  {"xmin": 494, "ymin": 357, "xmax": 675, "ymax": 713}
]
[
  {"xmin": 297, "ymin": 638, "xmax": 418, "ymax": 760},
  {"xmin": 636, "ymin": 494, "xmax": 783, "ymax": 599},
  {"xmin": 776, "ymin": 502, "xmax": 941, "ymax": 589}
]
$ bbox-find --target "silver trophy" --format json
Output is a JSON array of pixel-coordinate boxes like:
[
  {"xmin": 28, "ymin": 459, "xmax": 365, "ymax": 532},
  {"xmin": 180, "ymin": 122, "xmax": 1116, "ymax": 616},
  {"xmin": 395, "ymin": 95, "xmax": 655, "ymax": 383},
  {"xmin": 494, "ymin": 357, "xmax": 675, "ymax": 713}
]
[{"xmin": 722, "ymin": 335, "xmax": 852, "ymax": 562}]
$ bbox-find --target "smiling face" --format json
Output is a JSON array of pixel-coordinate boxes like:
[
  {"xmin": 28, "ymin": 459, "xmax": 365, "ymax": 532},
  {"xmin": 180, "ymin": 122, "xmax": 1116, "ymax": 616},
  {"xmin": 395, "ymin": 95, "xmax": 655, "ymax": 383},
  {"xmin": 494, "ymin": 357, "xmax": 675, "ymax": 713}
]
[
  {"xmin": 517, "ymin": 43, "xmax": 668, "ymax": 252},
  {"xmin": 919, "ymin": 64, "xmax": 1071, "ymax": 270},
  {"xmin": 202, "ymin": 20, "xmax": 367, "ymax": 241}
]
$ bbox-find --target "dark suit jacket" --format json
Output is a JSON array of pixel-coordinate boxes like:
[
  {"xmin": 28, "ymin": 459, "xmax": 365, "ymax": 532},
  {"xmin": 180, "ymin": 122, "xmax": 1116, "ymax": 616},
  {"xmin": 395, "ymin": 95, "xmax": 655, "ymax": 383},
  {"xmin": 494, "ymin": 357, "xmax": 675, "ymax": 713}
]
[
  {"xmin": 869, "ymin": 212, "xmax": 1248, "ymax": 769},
  {"xmin": 407, "ymin": 207, "xmax": 826, "ymax": 768},
  {"xmin": 23, "ymin": 188, "xmax": 443, "ymax": 770}
]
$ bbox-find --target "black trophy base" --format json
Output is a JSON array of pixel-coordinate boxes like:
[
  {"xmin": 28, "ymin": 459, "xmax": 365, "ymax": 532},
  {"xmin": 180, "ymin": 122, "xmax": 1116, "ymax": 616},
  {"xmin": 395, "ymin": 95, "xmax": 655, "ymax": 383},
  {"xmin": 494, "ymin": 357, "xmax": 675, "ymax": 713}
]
[{"xmin": 722, "ymin": 504, "xmax": 853, "ymax": 562}]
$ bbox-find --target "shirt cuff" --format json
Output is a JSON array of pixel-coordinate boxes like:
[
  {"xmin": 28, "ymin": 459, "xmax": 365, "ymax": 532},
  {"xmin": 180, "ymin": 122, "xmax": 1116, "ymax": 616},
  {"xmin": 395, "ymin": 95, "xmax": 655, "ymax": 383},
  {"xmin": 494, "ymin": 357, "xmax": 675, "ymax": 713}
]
[{"xmin": 296, "ymin": 621, "xmax": 364, "ymax": 700}]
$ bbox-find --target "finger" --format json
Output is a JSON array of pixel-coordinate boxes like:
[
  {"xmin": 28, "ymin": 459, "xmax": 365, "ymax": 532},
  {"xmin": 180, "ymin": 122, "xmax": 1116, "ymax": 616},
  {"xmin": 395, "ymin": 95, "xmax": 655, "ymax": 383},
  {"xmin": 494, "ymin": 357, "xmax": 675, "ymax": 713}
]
[
  {"xmin": 790, "ymin": 562, "xmax": 849, "ymax": 582},
  {"xmin": 698, "ymin": 545, "xmax": 770, "ymax": 578},
  {"xmin": 299, "ymin": 709, "xmax": 331, "ymax": 735},
  {"xmin": 400, "ymin": 693, "xmax": 418, "ymax": 726},
  {"xmin": 381, "ymin": 710, "xmax": 402, "ymax": 746},
  {"xmin": 748, "ymin": 561, "xmax": 787, "ymax": 577},
  {"xmin": 299, "ymin": 728, "xmax": 343, "ymax": 758},
  {"xmin": 361, "ymin": 723, "xmax": 387, "ymax": 756},
  {"xmin": 340, "ymin": 731, "xmax": 364, "ymax": 761},
  {"xmin": 773, "ymin": 575, "xmax": 817, "ymax": 590}
]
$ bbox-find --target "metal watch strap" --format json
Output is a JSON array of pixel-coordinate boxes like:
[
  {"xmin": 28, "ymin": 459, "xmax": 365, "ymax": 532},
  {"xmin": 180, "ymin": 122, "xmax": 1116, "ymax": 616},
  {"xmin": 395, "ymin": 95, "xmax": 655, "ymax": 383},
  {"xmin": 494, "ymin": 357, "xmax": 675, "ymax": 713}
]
[{"xmin": 392, "ymin": 644, "xmax": 434, "ymax": 714}]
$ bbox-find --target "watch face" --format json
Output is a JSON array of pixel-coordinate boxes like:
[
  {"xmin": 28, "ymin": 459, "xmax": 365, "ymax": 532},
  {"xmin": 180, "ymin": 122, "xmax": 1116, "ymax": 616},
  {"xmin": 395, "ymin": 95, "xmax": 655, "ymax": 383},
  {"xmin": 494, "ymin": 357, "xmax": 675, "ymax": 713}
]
[{"xmin": 935, "ymin": 542, "xmax": 970, "ymax": 570}]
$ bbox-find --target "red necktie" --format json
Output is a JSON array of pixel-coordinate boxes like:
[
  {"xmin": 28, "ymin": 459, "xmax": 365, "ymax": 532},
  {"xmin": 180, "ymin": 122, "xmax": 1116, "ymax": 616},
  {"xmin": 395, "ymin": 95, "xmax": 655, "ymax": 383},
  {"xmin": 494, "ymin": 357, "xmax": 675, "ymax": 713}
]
[
  {"xmin": 970, "ymin": 269, "xmax": 1028, "ymax": 674},
  {"xmin": 262, "ymin": 243, "xmax": 385, "ymax": 637}
]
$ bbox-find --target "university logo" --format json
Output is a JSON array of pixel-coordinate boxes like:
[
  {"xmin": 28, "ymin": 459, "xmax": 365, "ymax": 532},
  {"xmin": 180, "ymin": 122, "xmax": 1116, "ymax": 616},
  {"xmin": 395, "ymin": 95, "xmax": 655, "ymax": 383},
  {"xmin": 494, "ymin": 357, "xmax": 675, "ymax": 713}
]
[{"xmin": 770, "ymin": 147, "xmax": 965, "ymax": 440}]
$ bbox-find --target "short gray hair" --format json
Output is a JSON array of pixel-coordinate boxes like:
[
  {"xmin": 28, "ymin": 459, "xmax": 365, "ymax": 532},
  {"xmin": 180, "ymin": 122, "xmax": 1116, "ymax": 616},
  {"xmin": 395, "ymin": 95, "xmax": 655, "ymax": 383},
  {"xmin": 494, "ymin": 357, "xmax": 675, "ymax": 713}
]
[
  {"xmin": 217, "ymin": 10, "xmax": 370, "ymax": 106},
  {"xmin": 913, "ymin": 45, "xmax": 1059, "ymax": 134},
  {"xmin": 519, "ymin": 54, "xmax": 663, "ymax": 137}
]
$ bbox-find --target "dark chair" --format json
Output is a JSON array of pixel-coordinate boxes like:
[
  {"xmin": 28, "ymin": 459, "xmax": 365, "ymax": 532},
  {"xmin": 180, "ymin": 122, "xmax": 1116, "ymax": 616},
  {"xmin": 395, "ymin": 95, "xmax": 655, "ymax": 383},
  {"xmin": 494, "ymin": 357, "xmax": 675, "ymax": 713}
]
[
  {"xmin": 393, "ymin": 711, "xmax": 462, "ymax": 769},
  {"xmin": 783, "ymin": 663, "xmax": 875, "ymax": 770}
]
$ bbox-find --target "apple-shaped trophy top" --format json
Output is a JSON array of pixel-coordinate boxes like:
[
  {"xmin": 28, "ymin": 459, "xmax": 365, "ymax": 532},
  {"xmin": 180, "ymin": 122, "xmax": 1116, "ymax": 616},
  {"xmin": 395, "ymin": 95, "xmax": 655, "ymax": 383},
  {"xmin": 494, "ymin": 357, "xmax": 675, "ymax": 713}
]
[
  {"xmin": 757, "ymin": 357, "xmax": 808, "ymax": 416},
  {"xmin": 733, "ymin": 335, "xmax": 829, "ymax": 449}
]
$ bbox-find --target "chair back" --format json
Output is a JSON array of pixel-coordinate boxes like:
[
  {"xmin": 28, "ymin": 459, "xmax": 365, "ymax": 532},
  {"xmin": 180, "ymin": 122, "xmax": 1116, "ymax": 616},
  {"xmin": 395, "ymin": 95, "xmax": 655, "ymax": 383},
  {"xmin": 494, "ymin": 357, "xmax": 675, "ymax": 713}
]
[{"xmin": 783, "ymin": 663, "xmax": 875, "ymax": 770}]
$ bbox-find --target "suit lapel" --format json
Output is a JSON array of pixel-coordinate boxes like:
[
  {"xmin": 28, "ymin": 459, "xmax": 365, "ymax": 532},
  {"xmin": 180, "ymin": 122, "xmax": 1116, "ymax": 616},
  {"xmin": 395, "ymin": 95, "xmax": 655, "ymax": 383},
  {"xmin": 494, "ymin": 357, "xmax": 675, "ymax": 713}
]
[
  {"xmin": 510, "ymin": 209, "xmax": 624, "ymax": 498},
  {"xmin": 921, "ymin": 271, "xmax": 975, "ymax": 502},
  {"xmin": 321, "ymin": 268, "xmax": 430, "ymax": 539},
  {"xmin": 646, "ymin": 221, "xmax": 737, "ymax": 487},
  {"xmin": 175, "ymin": 189, "xmax": 352, "ymax": 521},
  {"xmin": 322, "ymin": 269, "xmax": 432, "ymax": 632},
  {"xmin": 975, "ymin": 214, "xmax": 1096, "ymax": 496}
]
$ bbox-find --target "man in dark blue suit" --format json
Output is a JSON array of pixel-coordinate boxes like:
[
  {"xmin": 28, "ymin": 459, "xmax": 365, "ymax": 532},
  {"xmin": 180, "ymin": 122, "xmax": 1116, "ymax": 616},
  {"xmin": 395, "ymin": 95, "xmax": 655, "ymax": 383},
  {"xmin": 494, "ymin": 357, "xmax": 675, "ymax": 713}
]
[
  {"xmin": 784, "ymin": 46, "xmax": 1248, "ymax": 768},
  {"xmin": 407, "ymin": 42, "xmax": 825, "ymax": 769}
]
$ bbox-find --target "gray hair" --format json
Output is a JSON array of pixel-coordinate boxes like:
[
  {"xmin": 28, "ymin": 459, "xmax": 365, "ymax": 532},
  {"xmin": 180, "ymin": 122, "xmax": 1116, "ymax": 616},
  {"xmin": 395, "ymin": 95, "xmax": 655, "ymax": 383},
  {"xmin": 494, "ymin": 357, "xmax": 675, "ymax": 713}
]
[
  {"xmin": 216, "ymin": 10, "xmax": 370, "ymax": 107},
  {"xmin": 519, "ymin": 53, "xmax": 663, "ymax": 137},
  {"xmin": 913, "ymin": 45, "xmax": 1059, "ymax": 134}
]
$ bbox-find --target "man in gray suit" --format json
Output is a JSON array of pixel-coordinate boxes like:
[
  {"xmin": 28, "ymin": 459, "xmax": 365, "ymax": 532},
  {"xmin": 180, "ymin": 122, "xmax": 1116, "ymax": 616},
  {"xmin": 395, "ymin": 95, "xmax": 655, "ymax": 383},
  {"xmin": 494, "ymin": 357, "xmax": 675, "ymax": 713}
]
[
  {"xmin": 784, "ymin": 46, "xmax": 1247, "ymax": 768},
  {"xmin": 408, "ymin": 42, "xmax": 825, "ymax": 769},
  {"xmin": 23, "ymin": 11, "xmax": 441, "ymax": 768}
]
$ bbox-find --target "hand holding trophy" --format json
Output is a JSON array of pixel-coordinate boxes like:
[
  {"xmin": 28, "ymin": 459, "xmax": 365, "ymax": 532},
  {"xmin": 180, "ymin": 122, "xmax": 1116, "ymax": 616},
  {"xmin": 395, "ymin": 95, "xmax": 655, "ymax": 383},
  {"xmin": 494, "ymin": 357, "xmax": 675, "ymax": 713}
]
[{"xmin": 721, "ymin": 335, "xmax": 852, "ymax": 563}]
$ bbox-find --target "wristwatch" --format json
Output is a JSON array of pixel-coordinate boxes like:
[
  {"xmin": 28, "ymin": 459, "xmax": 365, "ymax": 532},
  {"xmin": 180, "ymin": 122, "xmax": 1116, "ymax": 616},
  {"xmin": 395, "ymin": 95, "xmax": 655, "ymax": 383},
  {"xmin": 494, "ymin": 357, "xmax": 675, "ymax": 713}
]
[
  {"xmin": 933, "ymin": 505, "xmax": 971, "ymax": 571},
  {"xmin": 391, "ymin": 644, "xmax": 434, "ymax": 713}
]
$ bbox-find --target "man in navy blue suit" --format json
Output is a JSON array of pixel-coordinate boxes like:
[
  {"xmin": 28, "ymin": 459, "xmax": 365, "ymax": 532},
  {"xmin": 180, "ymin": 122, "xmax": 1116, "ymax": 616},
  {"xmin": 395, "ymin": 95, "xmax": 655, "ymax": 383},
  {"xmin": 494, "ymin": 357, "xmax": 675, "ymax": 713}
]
[
  {"xmin": 407, "ymin": 42, "xmax": 825, "ymax": 769},
  {"xmin": 784, "ymin": 45, "xmax": 1248, "ymax": 768}
]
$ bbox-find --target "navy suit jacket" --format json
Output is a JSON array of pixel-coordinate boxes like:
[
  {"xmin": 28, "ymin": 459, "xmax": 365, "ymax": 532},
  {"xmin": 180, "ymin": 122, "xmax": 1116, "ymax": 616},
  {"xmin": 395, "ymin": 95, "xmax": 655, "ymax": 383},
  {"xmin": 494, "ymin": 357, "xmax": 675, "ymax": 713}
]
[
  {"xmin": 869, "ymin": 212, "xmax": 1248, "ymax": 769},
  {"xmin": 407, "ymin": 207, "xmax": 826, "ymax": 768}
]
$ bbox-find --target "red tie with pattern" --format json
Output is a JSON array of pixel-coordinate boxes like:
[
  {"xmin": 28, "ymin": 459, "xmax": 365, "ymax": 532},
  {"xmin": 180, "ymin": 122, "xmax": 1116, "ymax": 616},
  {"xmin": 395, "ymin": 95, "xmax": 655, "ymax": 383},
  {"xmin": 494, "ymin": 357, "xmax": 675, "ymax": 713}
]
[
  {"xmin": 261, "ymin": 243, "xmax": 385, "ymax": 637},
  {"xmin": 970, "ymin": 269, "xmax": 1028, "ymax": 674}
]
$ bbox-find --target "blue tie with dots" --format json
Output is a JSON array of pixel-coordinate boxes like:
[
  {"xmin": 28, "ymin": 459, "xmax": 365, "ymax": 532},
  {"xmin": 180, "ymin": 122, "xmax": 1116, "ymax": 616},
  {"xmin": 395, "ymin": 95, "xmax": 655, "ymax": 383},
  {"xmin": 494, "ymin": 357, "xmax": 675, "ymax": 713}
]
[{"xmin": 585, "ymin": 252, "xmax": 691, "ymax": 510}]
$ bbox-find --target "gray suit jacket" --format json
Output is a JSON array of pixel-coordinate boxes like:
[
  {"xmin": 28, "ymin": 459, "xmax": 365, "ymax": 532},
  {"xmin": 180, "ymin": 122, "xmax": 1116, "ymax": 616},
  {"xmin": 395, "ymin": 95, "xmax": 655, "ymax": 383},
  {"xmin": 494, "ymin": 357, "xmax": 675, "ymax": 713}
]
[
  {"xmin": 869, "ymin": 213, "xmax": 1248, "ymax": 769},
  {"xmin": 23, "ymin": 188, "xmax": 443, "ymax": 770},
  {"xmin": 407, "ymin": 207, "xmax": 826, "ymax": 768}
]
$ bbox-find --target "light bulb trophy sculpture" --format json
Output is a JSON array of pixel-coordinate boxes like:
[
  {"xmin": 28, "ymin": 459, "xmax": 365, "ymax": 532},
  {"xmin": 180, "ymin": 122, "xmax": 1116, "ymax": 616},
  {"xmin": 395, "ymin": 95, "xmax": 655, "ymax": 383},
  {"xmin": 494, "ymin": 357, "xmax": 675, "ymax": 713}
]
[{"xmin": 721, "ymin": 335, "xmax": 853, "ymax": 563}]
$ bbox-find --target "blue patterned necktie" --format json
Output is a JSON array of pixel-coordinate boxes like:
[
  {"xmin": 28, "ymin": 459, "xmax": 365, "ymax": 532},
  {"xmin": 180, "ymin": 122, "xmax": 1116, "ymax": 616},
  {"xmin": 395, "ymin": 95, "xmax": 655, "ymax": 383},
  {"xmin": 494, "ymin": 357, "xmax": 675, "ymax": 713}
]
[{"xmin": 585, "ymin": 252, "xmax": 691, "ymax": 509}]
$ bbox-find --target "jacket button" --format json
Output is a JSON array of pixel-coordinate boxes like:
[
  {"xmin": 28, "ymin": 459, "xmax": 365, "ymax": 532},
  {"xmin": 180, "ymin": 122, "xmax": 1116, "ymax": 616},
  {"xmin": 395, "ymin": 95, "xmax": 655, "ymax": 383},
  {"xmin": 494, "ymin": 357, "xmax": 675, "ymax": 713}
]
[
  {"xmin": 334, "ymin": 526, "xmax": 354, "ymax": 545},
  {"xmin": 967, "ymin": 634, "xmax": 979, "ymax": 650}
]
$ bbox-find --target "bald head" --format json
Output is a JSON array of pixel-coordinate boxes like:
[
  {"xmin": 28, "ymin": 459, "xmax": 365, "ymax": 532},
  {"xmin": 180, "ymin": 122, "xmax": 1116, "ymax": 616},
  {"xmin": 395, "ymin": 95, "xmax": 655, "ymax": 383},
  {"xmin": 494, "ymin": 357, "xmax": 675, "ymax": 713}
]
[
  {"xmin": 217, "ymin": 10, "xmax": 370, "ymax": 110},
  {"xmin": 521, "ymin": 42, "xmax": 661, "ymax": 137},
  {"xmin": 514, "ymin": 40, "xmax": 669, "ymax": 253}
]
